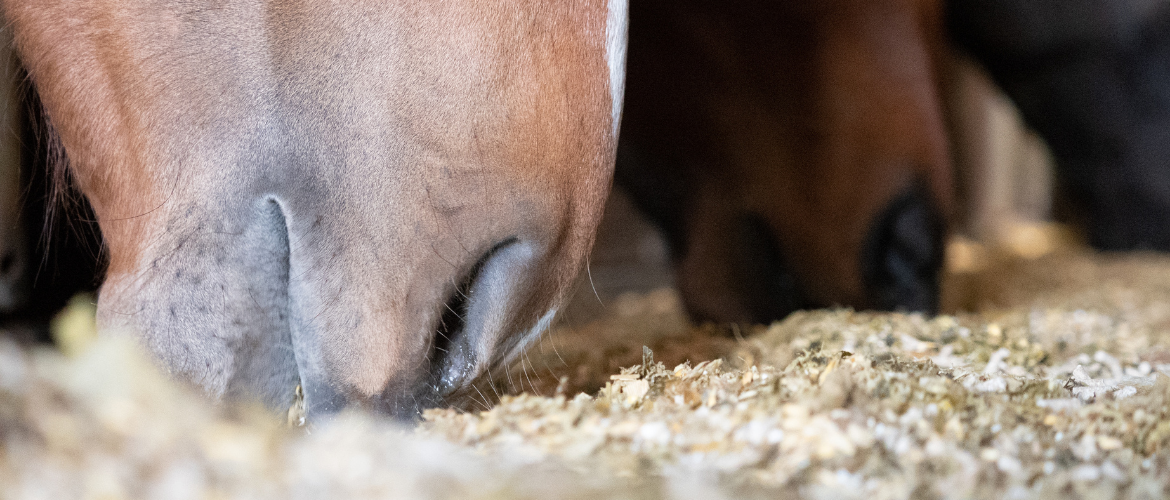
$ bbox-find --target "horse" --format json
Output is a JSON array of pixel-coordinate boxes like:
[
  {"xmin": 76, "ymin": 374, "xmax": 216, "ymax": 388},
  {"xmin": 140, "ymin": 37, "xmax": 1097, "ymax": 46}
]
[
  {"xmin": 949, "ymin": 0, "xmax": 1170, "ymax": 251},
  {"xmin": 2, "ymin": 0, "xmax": 628, "ymax": 419},
  {"xmin": 615, "ymin": 0, "xmax": 954, "ymax": 325}
]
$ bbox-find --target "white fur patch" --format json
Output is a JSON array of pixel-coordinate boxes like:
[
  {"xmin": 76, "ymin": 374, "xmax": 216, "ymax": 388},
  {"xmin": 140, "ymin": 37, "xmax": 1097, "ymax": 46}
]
[{"xmin": 606, "ymin": 0, "xmax": 629, "ymax": 139}]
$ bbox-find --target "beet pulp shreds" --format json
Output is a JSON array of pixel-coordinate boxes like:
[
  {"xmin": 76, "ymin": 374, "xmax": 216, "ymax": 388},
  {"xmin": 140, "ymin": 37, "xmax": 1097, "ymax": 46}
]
[{"xmin": 5, "ymin": 251, "xmax": 1170, "ymax": 499}]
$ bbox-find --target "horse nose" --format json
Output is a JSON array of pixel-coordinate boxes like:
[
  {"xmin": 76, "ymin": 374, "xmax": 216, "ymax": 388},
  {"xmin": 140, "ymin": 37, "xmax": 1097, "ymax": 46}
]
[
  {"xmin": 425, "ymin": 238, "xmax": 558, "ymax": 393},
  {"xmin": 860, "ymin": 184, "xmax": 945, "ymax": 314},
  {"xmin": 282, "ymin": 205, "xmax": 579, "ymax": 420}
]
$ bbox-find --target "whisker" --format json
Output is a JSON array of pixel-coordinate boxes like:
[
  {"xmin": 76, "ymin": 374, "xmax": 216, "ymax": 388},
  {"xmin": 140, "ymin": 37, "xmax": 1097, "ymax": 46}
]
[
  {"xmin": 521, "ymin": 350, "xmax": 538, "ymax": 395},
  {"xmin": 486, "ymin": 366, "xmax": 500, "ymax": 399},
  {"xmin": 472, "ymin": 383, "xmax": 491, "ymax": 410},
  {"xmin": 586, "ymin": 259, "xmax": 603, "ymax": 305}
]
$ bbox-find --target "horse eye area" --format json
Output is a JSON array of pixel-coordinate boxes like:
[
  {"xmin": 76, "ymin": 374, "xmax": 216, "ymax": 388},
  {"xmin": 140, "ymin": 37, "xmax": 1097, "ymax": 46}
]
[{"xmin": 428, "ymin": 238, "xmax": 519, "ymax": 395}]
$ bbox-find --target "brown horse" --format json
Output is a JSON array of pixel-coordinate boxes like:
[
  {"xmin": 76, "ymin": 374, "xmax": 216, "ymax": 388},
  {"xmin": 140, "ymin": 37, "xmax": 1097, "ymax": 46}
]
[
  {"xmin": 616, "ymin": 0, "xmax": 954, "ymax": 324},
  {"xmin": 2, "ymin": 0, "xmax": 627, "ymax": 418}
]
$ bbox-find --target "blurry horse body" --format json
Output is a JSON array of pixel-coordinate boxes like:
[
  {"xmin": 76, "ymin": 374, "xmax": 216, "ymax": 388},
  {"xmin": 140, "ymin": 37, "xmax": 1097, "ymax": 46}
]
[
  {"xmin": 2, "ymin": 0, "xmax": 627, "ymax": 418},
  {"xmin": 617, "ymin": 0, "xmax": 954, "ymax": 324},
  {"xmin": 950, "ymin": 0, "xmax": 1170, "ymax": 251}
]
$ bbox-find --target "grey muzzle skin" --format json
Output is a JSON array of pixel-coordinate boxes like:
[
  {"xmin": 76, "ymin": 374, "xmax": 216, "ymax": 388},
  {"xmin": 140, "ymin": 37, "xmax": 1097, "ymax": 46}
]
[{"xmin": 96, "ymin": 174, "xmax": 588, "ymax": 422}]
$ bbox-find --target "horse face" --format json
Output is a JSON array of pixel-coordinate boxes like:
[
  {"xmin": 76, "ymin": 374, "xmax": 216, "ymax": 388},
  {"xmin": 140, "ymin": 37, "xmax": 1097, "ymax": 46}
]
[
  {"xmin": 617, "ymin": 0, "xmax": 953, "ymax": 323},
  {"xmin": 4, "ymin": 0, "xmax": 625, "ymax": 418}
]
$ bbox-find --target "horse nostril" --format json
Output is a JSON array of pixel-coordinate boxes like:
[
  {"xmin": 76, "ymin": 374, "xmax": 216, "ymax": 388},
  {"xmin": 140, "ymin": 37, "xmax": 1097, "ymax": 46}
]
[
  {"xmin": 730, "ymin": 214, "xmax": 805, "ymax": 323},
  {"xmin": 0, "ymin": 249, "xmax": 16, "ymax": 278},
  {"xmin": 861, "ymin": 185, "xmax": 945, "ymax": 313},
  {"xmin": 431, "ymin": 271, "xmax": 475, "ymax": 393},
  {"xmin": 429, "ymin": 237, "xmax": 520, "ymax": 395}
]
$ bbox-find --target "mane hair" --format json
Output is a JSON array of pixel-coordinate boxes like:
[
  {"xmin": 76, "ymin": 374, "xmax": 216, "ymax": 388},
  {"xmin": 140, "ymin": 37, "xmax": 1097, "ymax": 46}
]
[{"xmin": 18, "ymin": 73, "xmax": 106, "ymax": 288}]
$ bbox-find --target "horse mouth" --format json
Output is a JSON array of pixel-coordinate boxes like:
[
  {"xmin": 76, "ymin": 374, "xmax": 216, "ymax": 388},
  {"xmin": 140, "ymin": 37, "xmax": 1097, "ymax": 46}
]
[{"xmin": 428, "ymin": 237, "xmax": 520, "ymax": 397}]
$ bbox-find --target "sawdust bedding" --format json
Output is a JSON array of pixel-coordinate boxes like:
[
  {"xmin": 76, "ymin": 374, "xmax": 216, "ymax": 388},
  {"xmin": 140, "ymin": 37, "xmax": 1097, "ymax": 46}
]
[{"xmin": 5, "ymin": 250, "xmax": 1170, "ymax": 499}]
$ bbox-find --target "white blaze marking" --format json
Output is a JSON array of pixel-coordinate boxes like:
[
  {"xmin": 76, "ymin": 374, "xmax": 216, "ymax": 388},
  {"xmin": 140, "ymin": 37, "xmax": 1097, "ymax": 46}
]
[{"xmin": 606, "ymin": 0, "xmax": 629, "ymax": 139}]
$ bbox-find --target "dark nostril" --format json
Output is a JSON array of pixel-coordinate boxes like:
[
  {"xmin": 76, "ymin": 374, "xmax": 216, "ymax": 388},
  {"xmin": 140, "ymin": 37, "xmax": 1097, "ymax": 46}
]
[
  {"xmin": 0, "ymin": 248, "xmax": 17, "ymax": 278},
  {"xmin": 432, "ymin": 275, "xmax": 473, "ymax": 389},
  {"xmin": 890, "ymin": 202, "xmax": 938, "ymax": 262},
  {"xmin": 861, "ymin": 185, "xmax": 945, "ymax": 313},
  {"xmin": 429, "ymin": 237, "xmax": 520, "ymax": 395},
  {"xmin": 730, "ymin": 214, "xmax": 805, "ymax": 323}
]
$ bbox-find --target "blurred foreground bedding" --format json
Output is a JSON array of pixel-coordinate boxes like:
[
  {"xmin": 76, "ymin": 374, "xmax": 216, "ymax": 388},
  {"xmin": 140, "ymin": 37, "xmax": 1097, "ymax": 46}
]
[{"xmin": 5, "ymin": 250, "xmax": 1170, "ymax": 499}]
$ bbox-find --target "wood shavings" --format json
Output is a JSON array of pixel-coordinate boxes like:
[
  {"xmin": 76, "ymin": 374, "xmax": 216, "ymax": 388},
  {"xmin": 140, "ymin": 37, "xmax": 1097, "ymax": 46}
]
[{"xmin": 3, "ymin": 250, "xmax": 1170, "ymax": 499}]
